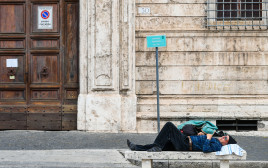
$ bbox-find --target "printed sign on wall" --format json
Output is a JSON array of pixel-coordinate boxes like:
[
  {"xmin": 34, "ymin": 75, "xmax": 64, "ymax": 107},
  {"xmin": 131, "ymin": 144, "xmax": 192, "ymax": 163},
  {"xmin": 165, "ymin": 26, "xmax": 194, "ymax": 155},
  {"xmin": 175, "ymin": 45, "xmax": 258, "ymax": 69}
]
[{"xmin": 38, "ymin": 6, "xmax": 53, "ymax": 29}]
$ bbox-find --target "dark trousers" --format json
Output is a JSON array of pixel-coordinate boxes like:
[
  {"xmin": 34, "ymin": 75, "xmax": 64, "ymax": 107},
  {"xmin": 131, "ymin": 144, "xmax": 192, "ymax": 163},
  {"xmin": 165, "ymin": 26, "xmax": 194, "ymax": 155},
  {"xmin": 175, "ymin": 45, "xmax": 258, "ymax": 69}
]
[{"xmin": 135, "ymin": 122, "xmax": 190, "ymax": 151}]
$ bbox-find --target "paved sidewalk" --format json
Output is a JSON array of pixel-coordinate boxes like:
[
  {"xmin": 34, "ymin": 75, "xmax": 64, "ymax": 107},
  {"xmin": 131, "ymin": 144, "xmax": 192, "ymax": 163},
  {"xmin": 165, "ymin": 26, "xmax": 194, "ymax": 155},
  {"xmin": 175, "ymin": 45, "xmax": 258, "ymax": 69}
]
[
  {"xmin": 0, "ymin": 130, "xmax": 267, "ymax": 167},
  {"xmin": 0, "ymin": 149, "xmax": 138, "ymax": 168},
  {"xmin": 0, "ymin": 130, "xmax": 267, "ymax": 161}
]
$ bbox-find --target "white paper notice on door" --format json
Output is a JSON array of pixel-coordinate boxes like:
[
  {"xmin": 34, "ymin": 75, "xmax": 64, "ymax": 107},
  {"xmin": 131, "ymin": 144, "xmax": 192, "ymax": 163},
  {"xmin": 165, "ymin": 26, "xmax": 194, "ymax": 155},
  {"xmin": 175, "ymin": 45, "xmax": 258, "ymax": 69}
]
[
  {"xmin": 38, "ymin": 6, "xmax": 53, "ymax": 29},
  {"xmin": 6, "ymin": 59, "xmax": 18, "ymax": 67}
]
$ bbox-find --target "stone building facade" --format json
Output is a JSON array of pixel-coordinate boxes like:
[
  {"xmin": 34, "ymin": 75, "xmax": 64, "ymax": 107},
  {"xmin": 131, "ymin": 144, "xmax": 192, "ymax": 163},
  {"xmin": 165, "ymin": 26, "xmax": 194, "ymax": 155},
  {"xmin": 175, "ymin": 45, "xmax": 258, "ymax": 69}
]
[{"xmin": 78, "ymin": 0, "xmax": 268, "ymax": 133}]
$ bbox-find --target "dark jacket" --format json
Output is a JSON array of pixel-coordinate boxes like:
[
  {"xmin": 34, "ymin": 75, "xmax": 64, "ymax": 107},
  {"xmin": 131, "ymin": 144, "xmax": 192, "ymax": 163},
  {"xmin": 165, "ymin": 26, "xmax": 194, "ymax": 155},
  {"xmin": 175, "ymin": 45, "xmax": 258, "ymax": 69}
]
[{"xmin": 190, "ymin": 135, "xmax": 222, "ymax": 153}]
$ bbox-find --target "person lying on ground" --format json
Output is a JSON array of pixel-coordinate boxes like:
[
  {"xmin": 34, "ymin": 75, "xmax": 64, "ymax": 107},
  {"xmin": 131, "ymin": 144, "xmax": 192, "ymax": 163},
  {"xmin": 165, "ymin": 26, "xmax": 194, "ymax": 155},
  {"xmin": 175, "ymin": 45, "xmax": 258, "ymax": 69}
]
[{"xmin": 127, "ymin": 122, "xmax": 237, "ymax": 152}]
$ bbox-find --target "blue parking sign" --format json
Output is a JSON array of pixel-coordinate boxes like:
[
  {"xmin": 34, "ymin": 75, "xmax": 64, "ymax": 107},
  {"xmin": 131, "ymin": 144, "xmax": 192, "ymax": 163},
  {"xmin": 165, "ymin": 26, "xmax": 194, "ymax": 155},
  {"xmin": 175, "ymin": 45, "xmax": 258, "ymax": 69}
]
[{"xmin": 147, "ymin": 35, "xmax": 166, "ymax": 48}]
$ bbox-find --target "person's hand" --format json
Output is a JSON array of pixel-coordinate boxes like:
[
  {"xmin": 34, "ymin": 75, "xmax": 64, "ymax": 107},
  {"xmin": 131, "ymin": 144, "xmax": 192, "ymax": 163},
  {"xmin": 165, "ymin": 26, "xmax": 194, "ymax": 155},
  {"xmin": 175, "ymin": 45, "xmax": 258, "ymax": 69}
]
[
  {"xmin": 206, "ymin": 134, "xmax": 213, "ymax": 140},
  {"xmin": 198, "ymin": 132, "xmax": 205, "ymax": 135}
]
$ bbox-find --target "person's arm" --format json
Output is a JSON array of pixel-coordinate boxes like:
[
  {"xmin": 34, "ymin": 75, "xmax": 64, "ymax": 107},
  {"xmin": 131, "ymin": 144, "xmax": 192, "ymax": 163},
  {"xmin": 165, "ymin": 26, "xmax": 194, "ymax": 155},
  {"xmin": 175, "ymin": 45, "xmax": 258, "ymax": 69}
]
[
  {"xmin": 198, "ymin": 132, "xmax": 205, "ymax": 135},
  {"xmin": 207, "ymin": 134, "xmax": 213, "ymax": 140},
  {"xmin": 202, "ymin": 134, "xmax": 221, "ymax": 153}
]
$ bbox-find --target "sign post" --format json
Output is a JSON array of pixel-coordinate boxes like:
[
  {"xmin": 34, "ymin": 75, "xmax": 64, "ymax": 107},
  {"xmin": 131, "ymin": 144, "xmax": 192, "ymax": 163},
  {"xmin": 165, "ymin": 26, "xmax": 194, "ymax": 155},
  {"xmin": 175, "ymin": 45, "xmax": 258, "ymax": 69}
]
[{"xmin": 146, "ymin": 35, "xmax": 167, "ymax": 133}]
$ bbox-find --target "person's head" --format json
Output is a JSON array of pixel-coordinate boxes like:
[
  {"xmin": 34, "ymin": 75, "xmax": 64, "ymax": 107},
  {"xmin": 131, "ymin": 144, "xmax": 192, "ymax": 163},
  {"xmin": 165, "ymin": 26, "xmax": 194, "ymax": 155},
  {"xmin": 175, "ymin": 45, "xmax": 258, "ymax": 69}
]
[{"xmin": 218, "ymin": 135, "xmax": 237, "ymax": 146}]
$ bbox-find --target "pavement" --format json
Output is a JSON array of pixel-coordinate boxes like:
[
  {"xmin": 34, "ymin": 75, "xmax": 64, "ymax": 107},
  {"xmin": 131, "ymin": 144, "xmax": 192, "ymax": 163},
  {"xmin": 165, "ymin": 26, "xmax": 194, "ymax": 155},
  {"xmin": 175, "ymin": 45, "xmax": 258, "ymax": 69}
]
[{"xmin": 0, "ymin": 130, "xmax": 268, "ymax": 168}]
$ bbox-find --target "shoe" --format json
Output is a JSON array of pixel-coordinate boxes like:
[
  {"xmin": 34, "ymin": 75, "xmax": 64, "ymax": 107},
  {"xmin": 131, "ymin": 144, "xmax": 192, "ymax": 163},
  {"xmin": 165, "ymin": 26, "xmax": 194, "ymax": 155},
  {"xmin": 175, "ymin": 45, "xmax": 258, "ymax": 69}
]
[
  {"xmin": 147, "ymin": 146, "xmax": 162, "ymax": 152},
  {"xmin": 127, "ymin": 139, "xmax": 136, "ymax": 151}
]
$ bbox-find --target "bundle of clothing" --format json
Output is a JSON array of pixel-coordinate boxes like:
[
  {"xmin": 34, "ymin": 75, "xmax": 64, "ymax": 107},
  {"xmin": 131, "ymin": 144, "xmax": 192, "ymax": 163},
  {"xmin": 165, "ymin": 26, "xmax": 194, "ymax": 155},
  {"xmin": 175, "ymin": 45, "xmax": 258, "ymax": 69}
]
[{"xmin": 177, "ymin": 120, "xmax": 226, "ymax": 137}]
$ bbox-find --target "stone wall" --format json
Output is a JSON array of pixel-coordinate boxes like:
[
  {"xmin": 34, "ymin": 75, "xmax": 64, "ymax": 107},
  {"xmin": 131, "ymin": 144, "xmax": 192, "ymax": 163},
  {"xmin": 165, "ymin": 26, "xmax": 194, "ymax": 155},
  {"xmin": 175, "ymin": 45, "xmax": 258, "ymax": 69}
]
[
  {"xmin": 78, "ymin": 0, "xmax": 268, "ymax": 133},
  {"xmin": 135, "ymin": 0, "xmax": 268, "ymax": 132}
]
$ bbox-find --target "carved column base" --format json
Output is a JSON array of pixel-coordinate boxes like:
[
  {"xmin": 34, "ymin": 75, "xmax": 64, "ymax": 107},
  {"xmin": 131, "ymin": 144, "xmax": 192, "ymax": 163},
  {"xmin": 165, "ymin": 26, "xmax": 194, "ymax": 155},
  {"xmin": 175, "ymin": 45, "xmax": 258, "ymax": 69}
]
[
  {"xmin": 121, "ymin": 94, "xmax": 137, "ymax": 132},
  {"xmin": 84, "ymin": 94, "xmax": 121, "ymax": 132},
  {"xmin": 77, "ymin": 93, "xmax": 136, "ymax": 132}
]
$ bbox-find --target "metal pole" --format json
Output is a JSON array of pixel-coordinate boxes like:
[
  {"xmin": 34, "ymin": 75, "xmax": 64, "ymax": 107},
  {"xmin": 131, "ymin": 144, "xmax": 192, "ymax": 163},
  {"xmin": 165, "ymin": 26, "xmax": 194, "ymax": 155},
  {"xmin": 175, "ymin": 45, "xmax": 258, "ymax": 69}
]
[{"xmin": 155, "ymin": 47, "xmax": 160, "ymax": 133}]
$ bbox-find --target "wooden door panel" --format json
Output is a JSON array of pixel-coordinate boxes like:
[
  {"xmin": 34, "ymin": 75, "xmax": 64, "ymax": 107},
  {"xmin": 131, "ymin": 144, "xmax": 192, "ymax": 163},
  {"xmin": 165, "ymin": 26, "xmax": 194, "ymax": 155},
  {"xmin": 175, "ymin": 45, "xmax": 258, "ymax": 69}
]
[
  {"xmin": 0, "ymin": 39, "xmax": 25, "ymax": 49},
  {"xmin": 27, "ymin": 121, "xmax": 61, "ymax": 130},
  {"xmin": 31, "ymin": 54, "xmax": 59, "ymax": 84},
  {"xmin": 0, "ymin": 106, "xmax": 27, "ymax": 113},
  {"xmin": 31, "ymin": 38, "xmax": 59, "ymax": 49},
  {"xmin": 0, "ymin": 112, "xmax": 26, "ymax": 120},
  {"xmin": 0, "ymin": 55, "xmax": 24, "ymax": 83},
  {"xmin": 65, "ymin": 2, "xmax": 79, "ymax": 84},
  {"xmin": 0, "ymin": 121, "xmax": 27, "ymax": 130},
  {"xmin": 0, "ymin": 90, "xmax": 25, "ymax": 100},
  {"xmin": 31, "ymin": 89, "xmax": 59, "ymax": 100},
  {"xmin": 27, "ymin": 105, "xmax": 61, "ymax": 130},
  {"xmin": 63, "ymin": 1, "xmax": 79, "ymax": 106},
  {"xmin": 0, "ymin": 106, "xmax": 27, "ymax": 130},
  {"xmin": 0, "ymin": 4, "xmax": 25, "ymax": 33},
  {"xmin": 28, "ymin": 113, "xmax": 61, "ymax": 121},
  {"xmin": 62, "ymin": 116, "xmax": 76, "ymax": 130},
  {"xmin": 65, "ymin": 90, "xmax": 78, "ymax": 100},
  {"xmin": 31, "ymin": 3, "xmax": 59, "ymax": 33},
  {"xmin": 62, "ymin": 105, "xmax": 77, "ymax": 130},
  {"xmin": 27, "ymin": 106, "xmax": 61, "ymax": 113}
]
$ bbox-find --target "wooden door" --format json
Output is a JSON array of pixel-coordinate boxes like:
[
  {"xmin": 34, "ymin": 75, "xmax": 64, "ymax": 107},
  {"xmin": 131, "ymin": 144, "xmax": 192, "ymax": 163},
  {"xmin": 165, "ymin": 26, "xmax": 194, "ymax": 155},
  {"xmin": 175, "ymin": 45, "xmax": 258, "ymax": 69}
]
[{"xmin": 0, "ymin": 0, "xmax": 79, "ymax": 130}]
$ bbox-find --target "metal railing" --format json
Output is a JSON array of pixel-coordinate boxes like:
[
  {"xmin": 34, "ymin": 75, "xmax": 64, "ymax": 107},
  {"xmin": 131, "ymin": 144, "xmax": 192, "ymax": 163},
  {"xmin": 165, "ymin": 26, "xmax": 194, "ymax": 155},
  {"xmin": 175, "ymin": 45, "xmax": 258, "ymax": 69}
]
[{"xmin": 206, "ymin": 0, "xmax": 268, "ymax": 30}]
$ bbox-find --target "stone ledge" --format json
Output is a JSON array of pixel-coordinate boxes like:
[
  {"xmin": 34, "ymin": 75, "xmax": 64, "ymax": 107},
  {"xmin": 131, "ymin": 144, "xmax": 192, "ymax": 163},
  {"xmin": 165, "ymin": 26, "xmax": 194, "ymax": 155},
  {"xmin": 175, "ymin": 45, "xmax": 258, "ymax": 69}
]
[
  {"xmin": 125, "ymin": 151, "xmax": 246, "ymax": 161},
  {"xmin": 136, "ymin": 112, "xmax": 268, "ymax": 120}
]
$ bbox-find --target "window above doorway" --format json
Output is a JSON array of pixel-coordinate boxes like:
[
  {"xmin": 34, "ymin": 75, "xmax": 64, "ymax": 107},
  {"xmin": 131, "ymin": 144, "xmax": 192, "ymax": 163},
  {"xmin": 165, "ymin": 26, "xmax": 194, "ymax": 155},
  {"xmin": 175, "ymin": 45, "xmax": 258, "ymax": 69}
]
[{"xmin": 207, "ymin": 0, "xmax": 268, "ymax": 30}]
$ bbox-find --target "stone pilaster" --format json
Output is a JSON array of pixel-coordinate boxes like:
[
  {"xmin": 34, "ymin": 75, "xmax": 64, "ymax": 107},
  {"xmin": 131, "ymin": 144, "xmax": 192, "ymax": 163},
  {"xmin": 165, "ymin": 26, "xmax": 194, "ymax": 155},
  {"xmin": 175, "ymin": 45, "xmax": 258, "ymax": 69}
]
[
  {"xmin": 77, "ymin": 0, "xmax": 88, "ymax": 131},
  {"xmin": 119, "ymin": 0, "xmax": 136, "ymax": 132},
  {"xmin": 78, "ymin": 0, "xmax": 136, "ymax": 132}
]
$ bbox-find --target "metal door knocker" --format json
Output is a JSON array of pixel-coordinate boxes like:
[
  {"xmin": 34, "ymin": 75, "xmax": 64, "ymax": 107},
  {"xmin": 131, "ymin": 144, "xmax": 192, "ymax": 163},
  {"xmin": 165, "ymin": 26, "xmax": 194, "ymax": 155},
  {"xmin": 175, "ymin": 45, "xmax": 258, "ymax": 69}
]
[
  {"xmin": 7, "ymin": 67, "xmax": 16, "ymax": 76},
  {"xmin": 40, "ymin": 66, "xmax": 49, "ymax": 78}
]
